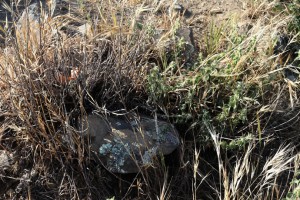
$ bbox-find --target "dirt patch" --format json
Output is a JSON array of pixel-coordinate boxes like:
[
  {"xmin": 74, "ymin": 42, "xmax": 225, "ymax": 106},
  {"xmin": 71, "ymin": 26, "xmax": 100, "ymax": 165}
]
[
  {"xmin": 177, "ymin": 0, "xmax": 255, "ymax": 55},
  {"xmin": 185, "ymin": 0, "xmax": 243, "ymax": 18}
]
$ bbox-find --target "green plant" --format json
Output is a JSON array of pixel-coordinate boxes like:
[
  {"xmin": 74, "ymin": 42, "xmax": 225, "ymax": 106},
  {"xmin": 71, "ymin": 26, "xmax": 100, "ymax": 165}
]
[
  {"xmin": 220, "ymin": 134, "xmax": 253, "ymax": 150},
  {"xmin": 1, "ymin": 0, "xmax": 300, "ymax": 199},
  {"xmin": 287, "ymin": 0, "xmax": 300, "ymax": 34},
  {"xmin": 147, "ymin": 65, "xmax": 172, "ymax": 104},
  {"xmin": 217, "ymin": 82, "xmax": 248, "ymax": 128},
  {"xmin": 204, "ymin": 20, "xmax": 226, "ymax": 55},
  {"xmin": 285, "ymin": 174, "xmax": 300, "ymax": 200},
  {"xmin": 285, "ymin": 155, "xmax": 300, "ymax": 200}
]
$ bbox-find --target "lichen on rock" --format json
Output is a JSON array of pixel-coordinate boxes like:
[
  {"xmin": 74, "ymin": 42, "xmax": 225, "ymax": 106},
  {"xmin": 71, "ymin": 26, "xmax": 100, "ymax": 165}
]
[{"xmin": 81, "ymin": 114, "xmax": 180, "ymax": 173}]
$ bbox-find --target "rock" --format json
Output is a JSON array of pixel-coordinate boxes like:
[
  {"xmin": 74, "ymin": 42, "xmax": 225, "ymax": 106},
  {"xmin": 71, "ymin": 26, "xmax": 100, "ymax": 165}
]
[
  {"xmin": 80, "ymin": 114, "xmax": 180, "ymax": 173},
  {"xmin": 15, "ymin": 0, "xmax": 87, "ymax": 52},
  {"xmin": 210, "ymin": 8, "xmax": 223, "ymax": 15},
  {"xmin": 176, "ymin": 27, "xmax": 195, "ymax": 59},
  {"xmin": 274, "ymin": 35, "xmax": 300, "ymax": 81},
  {"xmin": 155, "ymin": 1, "xmax": 191, "ymax": 17},
  {"xmin": 77, "ymin": 23, "xmax": 92, "ymax": 37},
  {"xmin": 156, "ymin": 26, "xmax": 195, "ymax": 62},
  {"xmin": 168, "ymin": 3, "xmax": 184, "ymax": 15},
  {"xmin": 16, "ymin": 1, "xmax": 55, "ymax": 54},
  {"xmin": 237, "ymin": 22, "xmax": 253, "ymax": 35},
  {"xmin": 0, "ymin": 150, "xmax": 13, "ymax": 171},
  {"xmin": 0, "ymin": 0, "xmax": 58, "ymax": 45},
  {"xmin": 15, "ymin": 169, "xmax": 38, "ymax": 194}
]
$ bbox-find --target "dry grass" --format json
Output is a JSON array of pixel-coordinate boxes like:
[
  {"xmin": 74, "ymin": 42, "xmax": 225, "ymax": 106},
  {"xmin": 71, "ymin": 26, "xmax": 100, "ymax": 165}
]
[
  {"xmin": 0, "ymin": 0, "xmax": 299, "ymax": 199},
  {"xmin": 207, "ymin": 124, "xmax": 295, "ymax": 200}
]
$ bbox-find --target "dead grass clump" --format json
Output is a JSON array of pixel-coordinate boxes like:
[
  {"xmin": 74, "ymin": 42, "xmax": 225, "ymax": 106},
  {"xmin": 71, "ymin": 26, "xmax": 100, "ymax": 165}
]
[
  {"xmin": 0, "ymin": 40, "xmax": 105, "ymax": 198},
  {"xmin": 203, "ymin": 125, "xmax": 296, "ymax": 200},
  {"xmin": 0, "ymin": 0, "xmax": 300, "ymax": 199},
  {"xmin": 0, "ymin": 0, "xmax": 181, "ymax": 198}
]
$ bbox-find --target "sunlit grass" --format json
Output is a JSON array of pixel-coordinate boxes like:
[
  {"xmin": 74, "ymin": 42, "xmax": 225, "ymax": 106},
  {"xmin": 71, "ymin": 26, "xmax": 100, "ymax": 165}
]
[{"xmin": 0, "ymin": 0, "xmax": 299, "ymax": 199}]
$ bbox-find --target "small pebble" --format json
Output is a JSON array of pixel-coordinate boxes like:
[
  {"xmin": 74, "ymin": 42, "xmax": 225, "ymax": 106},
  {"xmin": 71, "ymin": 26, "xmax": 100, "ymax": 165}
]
[{"xmin": 210, "ymin": 8, "xmax": 223, "ymax": 14}]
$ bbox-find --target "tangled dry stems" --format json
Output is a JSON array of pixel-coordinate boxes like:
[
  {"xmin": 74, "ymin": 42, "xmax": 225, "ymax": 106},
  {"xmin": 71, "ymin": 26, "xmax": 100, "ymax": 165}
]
[{"xmin": 0, "ymin": 0, "xmax": 299, "ymax": 199}]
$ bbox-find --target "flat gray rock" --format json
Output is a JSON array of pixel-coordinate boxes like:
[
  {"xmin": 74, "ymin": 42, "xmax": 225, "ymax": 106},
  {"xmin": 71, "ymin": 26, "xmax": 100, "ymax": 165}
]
[{"xmin": 80, "ymin": 114, "xmax": 180, "ymax": 173}]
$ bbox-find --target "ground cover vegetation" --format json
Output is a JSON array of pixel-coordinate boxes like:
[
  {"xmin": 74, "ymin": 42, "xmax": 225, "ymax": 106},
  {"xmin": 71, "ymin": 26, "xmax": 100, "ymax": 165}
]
[{"xmin": 0, "ymin": 0, "xmax": 300, "ymax": 199}]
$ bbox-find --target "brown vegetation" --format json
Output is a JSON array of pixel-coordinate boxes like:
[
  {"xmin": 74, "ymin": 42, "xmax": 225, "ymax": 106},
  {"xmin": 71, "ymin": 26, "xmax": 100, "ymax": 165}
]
[{"xmin": 0, "ymin": 0, "xmax": 300, "ymax": 199}]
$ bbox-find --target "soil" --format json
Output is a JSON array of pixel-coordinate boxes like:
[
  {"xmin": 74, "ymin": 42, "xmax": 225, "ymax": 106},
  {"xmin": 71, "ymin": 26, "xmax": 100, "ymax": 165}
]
[
  {"xmin": 178, "ymin": 0, "xmax": 254, "ymax": 55},
  {"xmin": 184, "ymin": 0, "xmax": 244, "ymax": 19}
]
